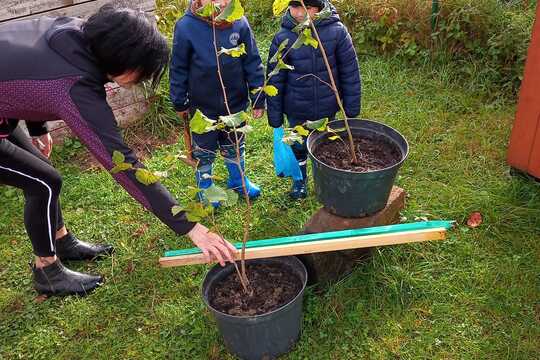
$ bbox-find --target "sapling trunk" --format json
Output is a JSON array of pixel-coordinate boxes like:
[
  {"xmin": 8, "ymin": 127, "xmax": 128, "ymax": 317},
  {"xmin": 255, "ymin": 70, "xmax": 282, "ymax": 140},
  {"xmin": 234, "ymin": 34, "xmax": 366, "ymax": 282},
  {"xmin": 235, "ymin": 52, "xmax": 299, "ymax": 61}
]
[
  {"xmin": 211, "ymin": 9, "xmax": 252, "ymax": 291},
  {"xmin": 300, "ymin": 0, "xmax": 358, "ymax": 164},
  {"xmin": 210, "ymin": 212, "xmax": 251, "ymax": 294}
]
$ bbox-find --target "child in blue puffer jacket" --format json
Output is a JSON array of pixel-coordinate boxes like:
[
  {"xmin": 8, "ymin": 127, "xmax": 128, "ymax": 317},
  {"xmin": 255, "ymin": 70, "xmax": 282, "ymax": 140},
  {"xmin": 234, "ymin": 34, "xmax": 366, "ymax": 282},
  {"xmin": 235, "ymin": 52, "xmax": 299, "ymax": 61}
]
[
  {"xmin": 170, "ymin": 0, "xmax": 266, "ymax": 204},
  {"xmin": 267, "ymin": 0, "xmax": 361, "ymax": 199}
]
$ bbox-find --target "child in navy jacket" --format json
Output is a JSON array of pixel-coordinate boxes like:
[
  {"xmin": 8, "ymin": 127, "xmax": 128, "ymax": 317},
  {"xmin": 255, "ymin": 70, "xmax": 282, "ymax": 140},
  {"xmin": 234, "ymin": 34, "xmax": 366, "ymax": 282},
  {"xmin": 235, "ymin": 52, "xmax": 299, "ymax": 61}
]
[
  {"xmin": 267, "ymin": 0, "xmax": 361, "ymax": 199},
  {"xmin": 170, "ymin": 0, "xmax": 265, "ymax": 203}
]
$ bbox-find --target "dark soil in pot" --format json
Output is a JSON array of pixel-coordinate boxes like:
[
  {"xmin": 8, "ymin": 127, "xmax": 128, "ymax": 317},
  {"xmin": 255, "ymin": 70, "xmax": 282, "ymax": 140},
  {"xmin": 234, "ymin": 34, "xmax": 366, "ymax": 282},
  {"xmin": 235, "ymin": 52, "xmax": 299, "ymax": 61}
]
[
  {"xmin": 313, "ymin": 133, "xmax": 402, "ymax": 172},
  {"xmin": 209, "ymin": 263, "xmax": 302, "ymax": 317}
]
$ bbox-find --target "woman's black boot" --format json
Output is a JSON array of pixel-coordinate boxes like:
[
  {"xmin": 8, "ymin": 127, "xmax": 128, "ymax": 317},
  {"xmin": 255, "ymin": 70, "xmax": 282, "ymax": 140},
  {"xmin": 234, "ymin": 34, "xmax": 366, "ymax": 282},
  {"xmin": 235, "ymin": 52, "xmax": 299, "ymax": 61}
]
[
  {"xmin": 32, "ymin": 260, "xmax": 103, "ymax": 296},
  {"xmin": 56, "ymin": 233, "xmax": 114, "ymax": 261}
]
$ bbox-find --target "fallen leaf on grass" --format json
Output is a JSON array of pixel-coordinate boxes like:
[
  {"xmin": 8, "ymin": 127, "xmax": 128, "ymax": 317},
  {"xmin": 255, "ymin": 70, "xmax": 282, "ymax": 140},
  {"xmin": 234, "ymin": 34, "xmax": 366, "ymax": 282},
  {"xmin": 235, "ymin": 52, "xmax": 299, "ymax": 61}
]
[
  {"xmin": 132, "ymin": 224, "xmax": 149, "ymax": 237},
  {"xmin": 466, "ymin": 212, "xmax": 483, "ymax": 228},
  {"xmin": 125, "ymin": 261, "xmax": 135, "ymax": 274},
  {"xmin": 34, "ymin": 294, "xmax": 48, "ymax": 303}
]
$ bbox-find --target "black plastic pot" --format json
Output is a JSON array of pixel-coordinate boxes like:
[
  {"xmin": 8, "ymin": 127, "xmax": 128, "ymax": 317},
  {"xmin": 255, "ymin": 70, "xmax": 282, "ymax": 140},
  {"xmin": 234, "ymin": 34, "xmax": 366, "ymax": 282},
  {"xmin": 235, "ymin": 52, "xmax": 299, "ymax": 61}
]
[
  {"xmin": 307, "ymin": 119, "xmax": 409, "ymax": 218},
  {"xmin": 202, "ymin": 256, "xmax": 308, "ymax": 360}
]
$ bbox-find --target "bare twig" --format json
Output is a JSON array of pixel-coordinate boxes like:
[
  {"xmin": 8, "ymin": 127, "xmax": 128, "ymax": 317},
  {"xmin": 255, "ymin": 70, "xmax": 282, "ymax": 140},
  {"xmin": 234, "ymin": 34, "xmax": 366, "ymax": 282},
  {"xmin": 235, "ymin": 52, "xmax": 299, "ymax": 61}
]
[{"xmin": 296, "ymin": 73, "xmax": 333, "ymax": 90}]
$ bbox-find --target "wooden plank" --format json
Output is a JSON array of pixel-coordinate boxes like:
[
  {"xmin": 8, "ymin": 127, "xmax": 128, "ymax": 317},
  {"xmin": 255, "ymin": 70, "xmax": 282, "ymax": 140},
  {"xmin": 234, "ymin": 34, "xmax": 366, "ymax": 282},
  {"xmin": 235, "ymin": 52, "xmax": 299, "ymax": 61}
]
[
  {"xmin": 1, "ymin": 1, "xmax": 87, "ymax": 22},
  {"xmin": 0, "ymin": 0, "xmax": 155, "ymax": 23},
  {"xmin": 159, "ymin": 228, "xmax": 448, "ymax": 268},
  {"xmin": 165, "ymin": 221, "xmax": 454, "ymax": 257}
]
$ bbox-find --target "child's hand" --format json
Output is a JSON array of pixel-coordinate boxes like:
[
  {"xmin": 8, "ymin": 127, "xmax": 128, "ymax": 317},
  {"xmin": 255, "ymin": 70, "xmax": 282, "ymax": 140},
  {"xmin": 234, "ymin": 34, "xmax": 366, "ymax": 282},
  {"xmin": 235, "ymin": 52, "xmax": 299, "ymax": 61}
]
[{"xmin": 252, "ymin": 108, "xmax": 265, "ymax": 119}]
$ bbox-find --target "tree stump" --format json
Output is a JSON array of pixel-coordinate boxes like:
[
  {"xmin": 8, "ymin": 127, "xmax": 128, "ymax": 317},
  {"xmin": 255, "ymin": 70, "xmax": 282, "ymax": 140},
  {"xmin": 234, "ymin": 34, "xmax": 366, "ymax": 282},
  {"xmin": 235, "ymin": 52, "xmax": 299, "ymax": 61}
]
[{"xmin": 298, "ymin": 187, "xmax": 406, "ymax": 287}]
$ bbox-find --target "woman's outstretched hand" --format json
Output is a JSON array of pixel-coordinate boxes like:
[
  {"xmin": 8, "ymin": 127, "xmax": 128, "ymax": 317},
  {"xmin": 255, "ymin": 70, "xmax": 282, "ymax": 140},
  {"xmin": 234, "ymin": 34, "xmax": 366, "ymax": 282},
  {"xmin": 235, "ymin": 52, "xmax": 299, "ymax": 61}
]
[{"xmin": 187, "ymin": 223, "xmax": 237, "ymax": 266}]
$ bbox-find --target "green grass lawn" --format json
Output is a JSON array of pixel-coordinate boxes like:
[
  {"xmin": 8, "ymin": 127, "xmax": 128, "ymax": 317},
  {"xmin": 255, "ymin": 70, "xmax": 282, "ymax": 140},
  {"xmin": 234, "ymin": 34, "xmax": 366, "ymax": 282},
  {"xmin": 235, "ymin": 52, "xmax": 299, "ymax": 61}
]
[{"xmin": 1, "ymin": 36, "xmax": 539, "ymax": 360}]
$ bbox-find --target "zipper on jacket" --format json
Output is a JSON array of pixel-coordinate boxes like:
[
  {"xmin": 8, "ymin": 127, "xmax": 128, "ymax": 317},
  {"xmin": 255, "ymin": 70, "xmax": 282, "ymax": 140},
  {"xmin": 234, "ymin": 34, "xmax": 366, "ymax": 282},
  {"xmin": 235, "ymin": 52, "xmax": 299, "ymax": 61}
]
[{"xmin": 312, "ymin": 47, "xmax": 318, "ymax": 121}]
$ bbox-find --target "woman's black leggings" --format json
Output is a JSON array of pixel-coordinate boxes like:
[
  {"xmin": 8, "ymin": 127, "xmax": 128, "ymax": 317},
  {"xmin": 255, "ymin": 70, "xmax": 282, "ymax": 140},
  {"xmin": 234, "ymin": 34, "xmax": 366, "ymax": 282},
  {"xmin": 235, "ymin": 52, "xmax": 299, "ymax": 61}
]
[{"xmin": 0, "ymin": 124, "xmax": 64, "ymax": 257}]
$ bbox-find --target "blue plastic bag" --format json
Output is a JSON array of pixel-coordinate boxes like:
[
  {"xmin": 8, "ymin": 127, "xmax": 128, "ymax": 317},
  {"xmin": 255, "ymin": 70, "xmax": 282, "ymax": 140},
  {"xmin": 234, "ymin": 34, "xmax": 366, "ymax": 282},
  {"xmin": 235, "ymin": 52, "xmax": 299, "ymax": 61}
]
[{"xmin": 273, "ymin": 127, "xmax": 303, "ymax": 181}]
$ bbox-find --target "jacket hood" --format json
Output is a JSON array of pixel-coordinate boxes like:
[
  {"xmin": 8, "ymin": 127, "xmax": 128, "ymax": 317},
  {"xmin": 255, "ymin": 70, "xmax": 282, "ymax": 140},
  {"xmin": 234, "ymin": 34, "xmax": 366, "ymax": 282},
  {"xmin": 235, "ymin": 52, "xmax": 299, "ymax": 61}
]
[
  {"xmin": 281, "ymin": 0, "xmax": 339, "ymax": 30},
  {"xmin": 185, "ymin": 0, "xmax": 233, "ymax": 29},
  {"xmin": 45, "ymin": 17, "xmax": 107, "ymax": 83}
]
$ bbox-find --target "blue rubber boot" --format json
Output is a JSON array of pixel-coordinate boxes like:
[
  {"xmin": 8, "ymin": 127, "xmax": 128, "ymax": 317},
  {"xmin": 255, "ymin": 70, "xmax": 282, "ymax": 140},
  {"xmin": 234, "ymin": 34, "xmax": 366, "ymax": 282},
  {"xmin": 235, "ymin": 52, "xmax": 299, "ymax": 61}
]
[
  {"xmin": 195, "ymin": 161, "xmax": 221, "ymax": 208},
  {"xmin": 222, "ymin": 144, "xmax": 261, "ymax": 199},
  {"xmin": 289, "ymin": 162, "xmax": 308, "ymax": 200}
]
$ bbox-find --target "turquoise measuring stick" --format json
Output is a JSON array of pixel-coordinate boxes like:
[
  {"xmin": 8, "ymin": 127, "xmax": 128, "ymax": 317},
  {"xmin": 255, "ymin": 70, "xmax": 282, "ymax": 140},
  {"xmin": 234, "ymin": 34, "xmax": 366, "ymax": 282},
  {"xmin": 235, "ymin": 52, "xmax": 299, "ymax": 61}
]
[{"xmin": 164, "ymin": 221, "xmax": 454, "ymax": 258}]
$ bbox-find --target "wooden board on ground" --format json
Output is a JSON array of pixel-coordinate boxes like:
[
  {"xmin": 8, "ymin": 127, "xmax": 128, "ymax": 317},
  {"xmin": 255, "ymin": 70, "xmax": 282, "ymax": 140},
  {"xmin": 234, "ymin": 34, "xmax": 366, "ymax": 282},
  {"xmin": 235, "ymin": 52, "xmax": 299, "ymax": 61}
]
[{"xmin": 159, "ymin": 227, "xmax": 448, "ymax": 268}]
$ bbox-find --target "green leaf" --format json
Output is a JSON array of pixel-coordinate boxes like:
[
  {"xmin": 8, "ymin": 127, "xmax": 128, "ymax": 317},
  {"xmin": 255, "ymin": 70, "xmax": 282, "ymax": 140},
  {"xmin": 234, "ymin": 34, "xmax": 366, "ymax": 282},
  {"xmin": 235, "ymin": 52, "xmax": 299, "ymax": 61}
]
[
  {"xmin": 186, "ymin": 212, "xmax": 202, "ymax": 223},
  {"xmin": 269, "ymin": 59, "xmax": 295, "ymax": 77},
  {"xmin": 223, "ymin": 189, "xmax": 239, "ymax": 207},
  {"xmin": 218, "ymin": 43, "xmax": 246, "ymax": 58},
  {"xmin": 110, "ymin": 162, "xmax": 133, "ymax": 174},
  {"xmin": 279, "ymin": 59, "xmax": 295, "ymax": 71},
  {"xmin": 294, "ymin": 125, "xmax": 310, "ymax": 137},
  {"xmin": 190, "ymin": 109, "xmax": 216, "ymax": 134},
  {"xmin": 191, "ymin": 201, "xmax": 214, "ymax": 219},
  {"xmin": 183, "ymin": 202, "xmax": 213, "ymax": 223},
  {"xmin": 273, "ymin": 0, "xmax": 291, "ymax": 16},
  {"xmin": 204, "ymin": 185, "xmax": 228, "ymax": 203},
  {"xmin": 263, "ymin": 85, "xmax": 279, "ymax": 96},
  {"xmin": 171, "ymin": 206, "xmax": 183, "ymax": 216},
  {"xmin": 187, "ymin": 186, "xmax": 200, "ymax": 199},
  {"xmin": 135, "ymin": 169, "xmax": 161, "ymax": 186},
  {"xmin": 251, "ymin": 87, "xmax": 262, "ymax": 94},
  {"xmin": 112, "ymin": 151, "xmax": 125, "ymax": 165},
  {"xmin": 196, "ymin": 2, "xmax": 220, "ymax": 17},
  {"xmin": 301, "ymin": 28, "xmax": 319, "ymax": 49},
  {"xmin": 269, "ymin": 38, "xmax": 289, "ymax": 64},
  {"xmin": 283, "ymin": 132, "xmax": 304, "ymax": 145},
  {"xmin": 306, "ymin": 118, "xmax": 329, "ymax": 131},
  {"xmin": 329, "ymin": 135, "xmax": 341, "ymax": 141},
  {"xmin": 219, "ymin": 111, "xmax": 249, "ymax": 128},
  {"xmin": 237, "ymin": 124, "xmax": 254, "ymax": 134},
  {"xmin": 216, "ymin": 0, "xmax": 244, "ymax": 22}
]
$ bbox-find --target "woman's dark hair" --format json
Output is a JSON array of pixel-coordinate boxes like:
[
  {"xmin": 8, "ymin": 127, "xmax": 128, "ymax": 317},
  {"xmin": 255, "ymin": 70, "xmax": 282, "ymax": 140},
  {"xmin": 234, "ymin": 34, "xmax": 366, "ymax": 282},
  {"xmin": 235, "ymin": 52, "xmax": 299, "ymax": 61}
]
[{"xmin": 83, "ymin": 4, "xmax": 169, "ymax": 88}]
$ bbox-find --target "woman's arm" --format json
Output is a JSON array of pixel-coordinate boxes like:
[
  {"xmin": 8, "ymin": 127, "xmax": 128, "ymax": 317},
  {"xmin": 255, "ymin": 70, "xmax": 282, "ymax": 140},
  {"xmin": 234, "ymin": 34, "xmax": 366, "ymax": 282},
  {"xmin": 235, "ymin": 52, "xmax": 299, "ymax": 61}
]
[{"xmin": 61, "ymin": 79, "xmax": 236, "ymax": 264}]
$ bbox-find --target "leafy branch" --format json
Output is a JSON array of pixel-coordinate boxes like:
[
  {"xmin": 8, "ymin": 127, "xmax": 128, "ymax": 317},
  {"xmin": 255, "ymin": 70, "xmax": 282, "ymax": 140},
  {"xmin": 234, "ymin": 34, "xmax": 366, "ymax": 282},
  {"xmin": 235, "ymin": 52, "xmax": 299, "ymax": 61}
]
[{"xmin": 110, "ymin": 150, "xmax": 161, "ymax": 185}]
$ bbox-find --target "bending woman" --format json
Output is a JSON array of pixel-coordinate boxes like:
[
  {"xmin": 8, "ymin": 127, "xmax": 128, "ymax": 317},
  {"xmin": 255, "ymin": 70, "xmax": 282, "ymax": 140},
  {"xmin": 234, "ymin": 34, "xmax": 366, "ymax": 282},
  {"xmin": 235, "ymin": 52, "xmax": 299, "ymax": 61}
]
[{"xmin": 0, "ymin": 4, "xmax": 236, "ymax": 297}]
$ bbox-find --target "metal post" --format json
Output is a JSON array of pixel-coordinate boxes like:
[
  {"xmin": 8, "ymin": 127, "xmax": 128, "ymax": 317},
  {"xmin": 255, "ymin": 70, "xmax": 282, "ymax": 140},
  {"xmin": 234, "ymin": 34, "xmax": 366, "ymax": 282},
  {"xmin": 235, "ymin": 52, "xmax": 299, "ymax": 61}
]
[{"xmin": 431, "ymin": 0, "xmax": 440, "ymax": 32}]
